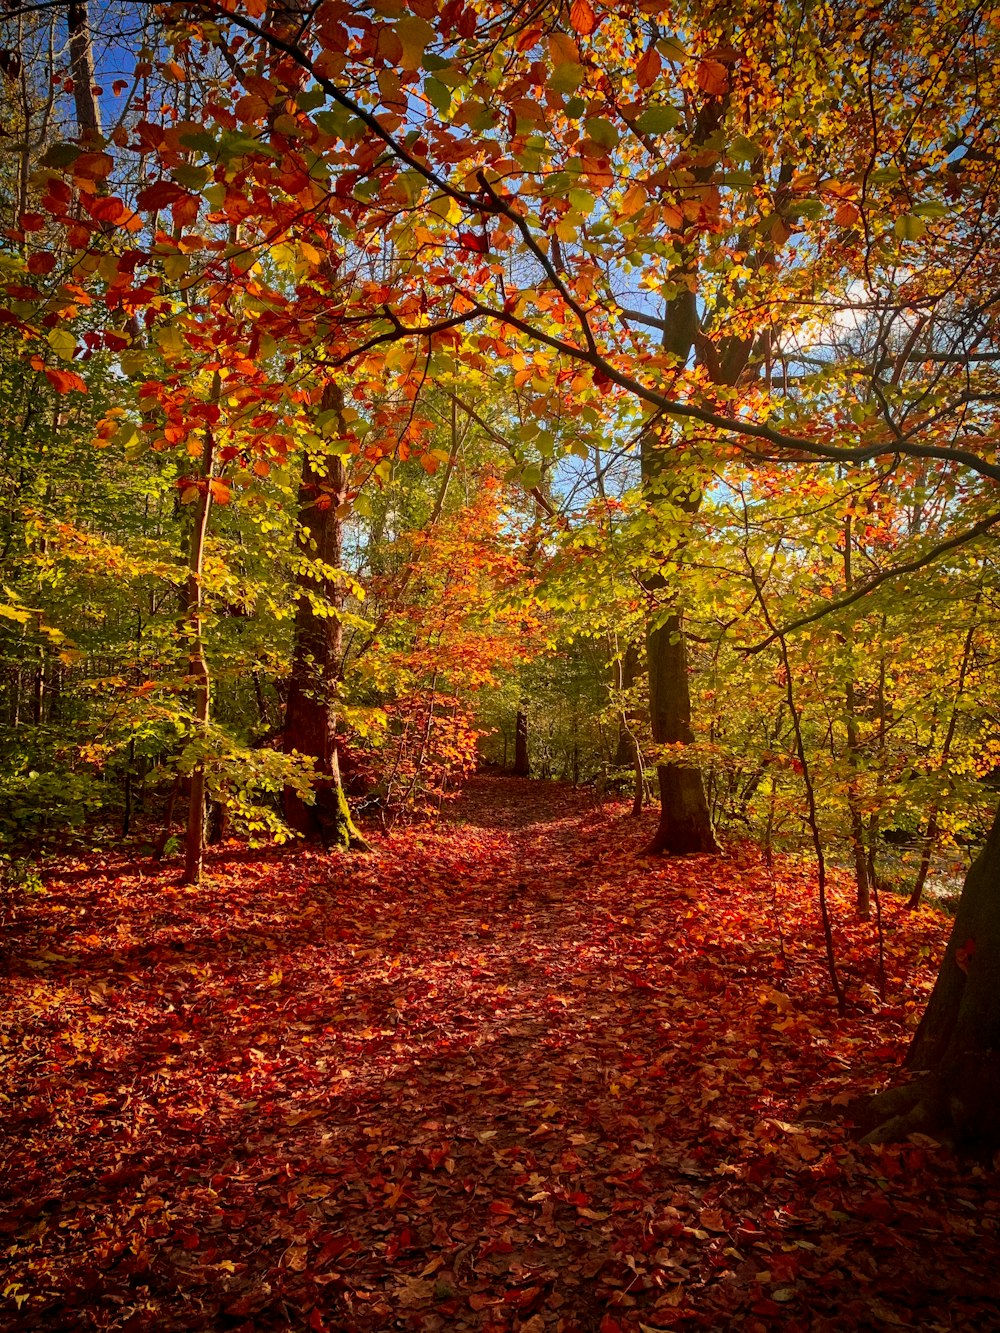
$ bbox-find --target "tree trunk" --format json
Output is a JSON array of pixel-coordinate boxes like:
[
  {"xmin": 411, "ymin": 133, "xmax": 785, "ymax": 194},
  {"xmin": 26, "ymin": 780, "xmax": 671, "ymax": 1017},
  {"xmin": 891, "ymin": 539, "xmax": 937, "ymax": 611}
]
[
  {"xmin": 645, "ymin": 610, "xmax": 720, "ymax": 854},
  {"xmin": 512, "ymin": 704, "xmax": 530, "ymax": 777},
  {"xmin": 845, "ymin": 685, "xmax": 872, "ymax": 919},
  {"xmin": 67, "ymin": 1, "xmax": 102, "ymax": 143},
  {"xmin": 282, "ymin": 384, "xmax": 367, "ymax": 850},
  {"xmin": 861, "ymin": 802, "xmax": 1000, "ymax": 1151},
  {"xmin": 180, "ymin": 381, "xmax": 218, "ymax": 887},
  {"xmin": 637, "ymin": 281, "xmax": 721, "ymax": 857}
]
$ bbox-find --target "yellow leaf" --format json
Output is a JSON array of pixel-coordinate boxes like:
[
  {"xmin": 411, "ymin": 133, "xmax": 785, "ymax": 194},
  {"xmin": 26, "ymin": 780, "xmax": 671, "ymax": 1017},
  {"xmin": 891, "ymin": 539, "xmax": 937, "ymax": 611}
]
[
  {"xmin": 396, "ymin": 15, "xmax": 433, "ymax": 70},
  {"xmin": 47, "ymin": 326, "xmax": 78, "ymax": 361}
]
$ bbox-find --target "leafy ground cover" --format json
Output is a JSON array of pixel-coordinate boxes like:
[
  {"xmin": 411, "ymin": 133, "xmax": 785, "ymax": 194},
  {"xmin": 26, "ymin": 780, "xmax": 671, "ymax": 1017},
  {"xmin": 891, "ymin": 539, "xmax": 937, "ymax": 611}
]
[{"xmin": 2, "ymin": 779, "xmax": 998, "ymax": 1332}]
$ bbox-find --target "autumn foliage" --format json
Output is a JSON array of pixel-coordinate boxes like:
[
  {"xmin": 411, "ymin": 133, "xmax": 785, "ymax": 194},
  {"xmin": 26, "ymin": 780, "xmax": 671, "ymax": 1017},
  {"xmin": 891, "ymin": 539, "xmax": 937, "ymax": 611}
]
[{"xmin": 4, "ymin": 780, "xmax": 998, "ymax": 1332}]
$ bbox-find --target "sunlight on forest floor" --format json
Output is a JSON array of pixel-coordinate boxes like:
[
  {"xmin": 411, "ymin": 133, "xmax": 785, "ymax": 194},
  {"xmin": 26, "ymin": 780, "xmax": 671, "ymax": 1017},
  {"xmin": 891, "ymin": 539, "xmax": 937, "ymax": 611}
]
[{"xmin": 2, "ymin": 779, "xmax": 998, "ymax": 1331}]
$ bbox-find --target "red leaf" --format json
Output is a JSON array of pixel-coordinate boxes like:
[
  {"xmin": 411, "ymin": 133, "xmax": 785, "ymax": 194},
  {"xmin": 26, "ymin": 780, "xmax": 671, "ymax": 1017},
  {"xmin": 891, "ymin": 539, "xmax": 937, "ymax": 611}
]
[
  {"xmin": 27, "ymin": 252, "xmax": 56, "ymax": 275},
  {"xmin": 86, "ymin": 195, "xmax": 127, "ymax": 225},
  {"xmin": 458, "ymin": 230, "xmax": 487, "ymax": 253},
  {"xmin": 136, "ymin": 180, "xmax": 189, "ymax": 211}
]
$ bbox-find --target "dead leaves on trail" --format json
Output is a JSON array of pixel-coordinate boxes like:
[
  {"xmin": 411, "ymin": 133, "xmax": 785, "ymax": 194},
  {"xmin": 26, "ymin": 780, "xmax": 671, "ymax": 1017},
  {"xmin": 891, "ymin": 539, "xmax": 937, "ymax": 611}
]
[{"xmin": 1, "ymin": 778, "xmax": 999, "ymax": 1331}]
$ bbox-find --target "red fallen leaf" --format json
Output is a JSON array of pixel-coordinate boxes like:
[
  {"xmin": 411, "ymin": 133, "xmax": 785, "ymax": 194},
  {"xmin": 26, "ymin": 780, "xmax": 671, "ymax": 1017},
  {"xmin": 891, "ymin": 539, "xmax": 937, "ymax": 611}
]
[
  {"xmin": 489, "ymin": 1199, "xmax": 516, "ymax": 1215},
  {"xmin": 469, "ymin": 1292, "xmax": 500, "ymax": 1310},
  {"xmin": 956, "ymin": 938, "xmax": 975, "ymax": 973},
  {"xmin": 503, "ymin": 1284, "xmax": 542, "ymax": 1307},
  {"xmin": 569, "ymin": 0, "xmax": 597, "ymax": 35}
]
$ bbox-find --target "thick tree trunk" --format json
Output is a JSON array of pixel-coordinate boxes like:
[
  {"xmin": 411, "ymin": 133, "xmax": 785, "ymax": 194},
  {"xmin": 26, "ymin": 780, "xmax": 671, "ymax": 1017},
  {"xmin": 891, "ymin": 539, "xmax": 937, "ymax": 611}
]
[
  {"xmin": 512, "ymin": 705, "xmax": 530, "ymax": 777},
  {"xmin": 645, "ymin": 610, "xmax": 720, "ymax": 855},
  {"xmin": 638, "ymin": 281, "xmax": 721, "ymax": 857},
  {"xmin": 861, "ymin": 801, "xmax": 1000, "ymax": 1151},
  {"xmin": 67, "ymin": 1, "xmax": 102, "ymax": 143},
  {"xmin": 282, "ymin": 385, "xmax": 367, "ymax": 850}
]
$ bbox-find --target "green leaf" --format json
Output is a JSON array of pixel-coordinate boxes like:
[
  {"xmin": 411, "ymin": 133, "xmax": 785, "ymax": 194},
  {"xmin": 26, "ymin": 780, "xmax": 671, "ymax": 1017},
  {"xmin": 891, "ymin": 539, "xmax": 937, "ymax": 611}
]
[
  {"xmin": 793, "ymin": 198, "xmax": 825, "ymax": 221},
  {"xmin": 584, "ymin": 117, "xmax": 619, "ymax": 149},
  {"xmin": 635, "ymin": 105, "xmax": 680, "ymax": 135},
  {"xmin": 550, "ymin": 63, "xmax": 584, "ymax": 94},
  {"xmin": 424, "ymin": 77, "xmax": 452, "ymax": 114},
  {"xmin": 894, "ymin": 213, "xmax": 926, "ymax": 241},
  {"xmin": 171, "ymin": 163, "xmax": 212, "ymax": 191},
  {"xmin": 40, "ymin": 141, "xmax": 82, "ymax": 170},
  {"xmin": 729, "ymin": 135, "xmax": 762, "ymax": 163}
]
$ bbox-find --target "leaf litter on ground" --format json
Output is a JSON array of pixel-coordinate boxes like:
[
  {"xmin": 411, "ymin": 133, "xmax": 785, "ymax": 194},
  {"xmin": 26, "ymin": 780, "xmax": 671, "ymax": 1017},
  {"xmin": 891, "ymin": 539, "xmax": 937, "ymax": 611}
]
[{"xmin": 2, "ymin": 778, "xmax": 998, "ymax": 1331}]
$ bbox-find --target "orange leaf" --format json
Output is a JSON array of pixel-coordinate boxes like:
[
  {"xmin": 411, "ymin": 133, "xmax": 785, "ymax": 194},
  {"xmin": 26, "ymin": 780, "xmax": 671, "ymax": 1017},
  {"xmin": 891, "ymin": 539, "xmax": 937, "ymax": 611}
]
[
  {"xmin": 569, "ymin": 0, "xmax": 597, "ymax": 36},
  {"xmin": 73, "ymin": 151, "xmax": 114, "ymax": 182},
  {"xmin": 44, "ymin": 367, "xmax": 87, "ymax": 394},
  {"xmin": 696, "ymin": 58, "xmax": 728, "ymax": 96},
  {"xmin": 636, "ymin": 45, "xmax": 661, "ymax": 89},
  {"xmin": 834, "ymin": 202, "xmax": 860, "ymax": 227},
  {"xmin": 620, "ymin": 183, "xmax": 647, "ymax": 217}
]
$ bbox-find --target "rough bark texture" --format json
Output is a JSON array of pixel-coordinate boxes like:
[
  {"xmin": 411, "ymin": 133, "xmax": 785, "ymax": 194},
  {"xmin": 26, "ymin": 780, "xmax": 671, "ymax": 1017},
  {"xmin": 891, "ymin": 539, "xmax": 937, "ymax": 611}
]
[
  {"xmin": 282, "ymin": 388, "xmax": 367, "ymax": 850},
  {"xmin": 637, "ymin": 278, "xmax": 722, "ymax": 858},
  {"xmin": 67, "ymin": 1, "xmax": 102, "ymax": 143},
  {"xmin": 861, "ymin": 801, "xmax": 1000, "ymax": 1152},
  {"xmin": 645, "ymin": 611, "xmax": 720, "ymax": 855}
]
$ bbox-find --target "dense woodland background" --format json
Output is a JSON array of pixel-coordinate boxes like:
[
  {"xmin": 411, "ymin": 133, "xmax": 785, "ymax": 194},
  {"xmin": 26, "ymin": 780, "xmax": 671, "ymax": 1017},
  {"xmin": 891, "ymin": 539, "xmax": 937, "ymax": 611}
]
[
  {"xmin": 5, "ymin": 2, "xmax": 1000, "ymax": 1327},
  {"xmin": 3, "ymin": 0, "xmax": 1000, "ymax": 1152}
]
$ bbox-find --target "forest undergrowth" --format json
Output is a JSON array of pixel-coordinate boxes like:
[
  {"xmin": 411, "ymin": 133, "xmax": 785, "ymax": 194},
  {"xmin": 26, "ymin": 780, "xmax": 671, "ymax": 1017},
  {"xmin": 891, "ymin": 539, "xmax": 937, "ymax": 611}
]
[{"xmin": 2, "ymin": 778, "xmax": 998, "ymax": 1332}]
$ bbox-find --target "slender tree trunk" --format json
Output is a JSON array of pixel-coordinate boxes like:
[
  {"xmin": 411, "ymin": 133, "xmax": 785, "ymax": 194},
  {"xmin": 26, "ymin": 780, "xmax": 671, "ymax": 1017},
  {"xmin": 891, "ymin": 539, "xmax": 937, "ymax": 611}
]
[
  {"xmin": 841, "ymin": 515, "xmax": 871, "ymax": 916},
  {"xmin": 512, "ymin": 704, "xmax": 530, "ymax": 777},
  {"xmin": 845, "ymin": 683, "xmax": 871, "ymax": 918},
  {"xmin": 909, "ymin": 598, "xmax": 980, "ymax": 908},
  {"xmin": 180, "ymin": 379, "xmax": 218, "ymax": 887},
  {"xmin": 862, "ymin": 801, "xmax": 1000, "ymax": 1151},
  {"xmin": 282, "ymin": 383, "xmax": 367, "ymax": 849}
]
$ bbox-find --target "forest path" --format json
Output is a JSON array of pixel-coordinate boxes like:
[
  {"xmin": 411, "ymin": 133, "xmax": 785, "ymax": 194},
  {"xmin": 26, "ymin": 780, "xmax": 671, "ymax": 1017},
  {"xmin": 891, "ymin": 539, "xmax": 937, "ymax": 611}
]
[{"xmin": 2, "ymin": 779, "xmax": 998, "ymax": 1331}]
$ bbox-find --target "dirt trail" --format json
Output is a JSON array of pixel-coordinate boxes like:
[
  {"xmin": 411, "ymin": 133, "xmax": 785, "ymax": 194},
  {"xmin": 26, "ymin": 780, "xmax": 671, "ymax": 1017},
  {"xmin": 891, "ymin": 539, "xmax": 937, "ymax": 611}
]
[{"xmin": 2, "ymin": 779, "xmax": 998, "ymax": 1331}]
